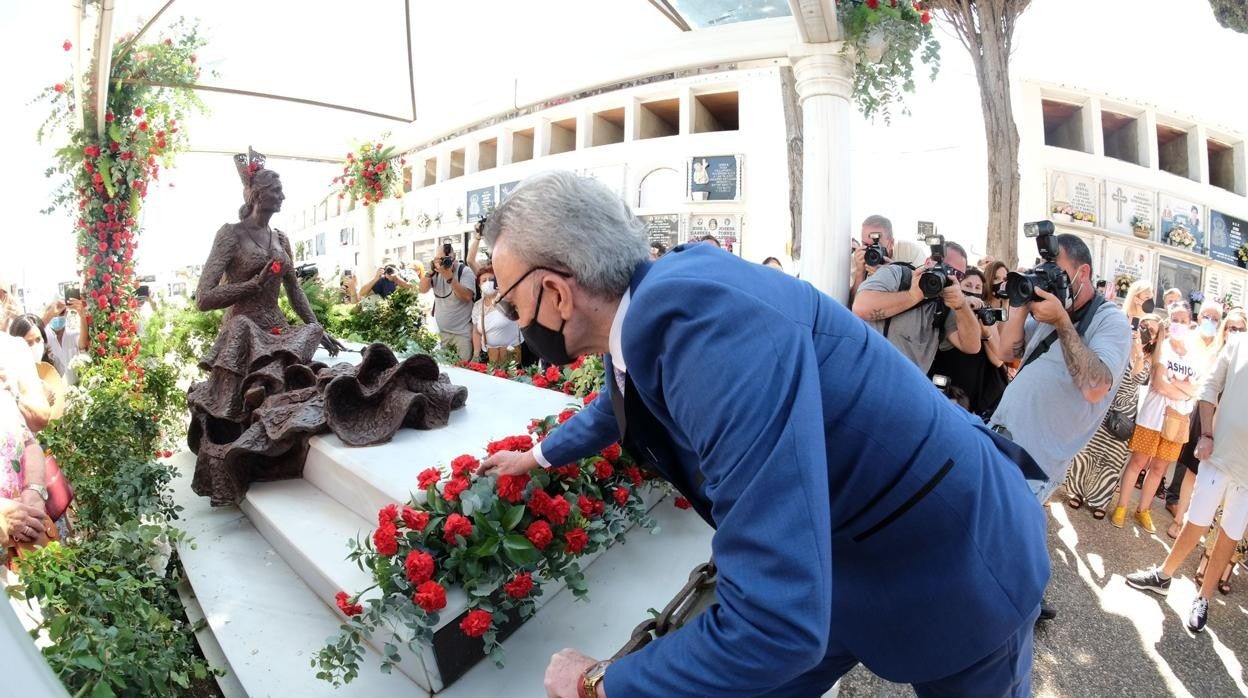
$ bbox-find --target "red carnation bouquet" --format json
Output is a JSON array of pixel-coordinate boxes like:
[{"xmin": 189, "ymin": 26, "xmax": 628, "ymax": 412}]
[{"xmin": 332, "ymin": 141, "xmax": 404, "ymax": 208}]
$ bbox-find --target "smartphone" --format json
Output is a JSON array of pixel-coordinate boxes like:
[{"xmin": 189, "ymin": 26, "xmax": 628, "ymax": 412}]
[
  {"xmin": 1131, "ymin": 317, "xmax": 1140, "ymax": 331},
  {"xmin": 64, "ymin": 285, "xmax": 81, "ymax": 302}
]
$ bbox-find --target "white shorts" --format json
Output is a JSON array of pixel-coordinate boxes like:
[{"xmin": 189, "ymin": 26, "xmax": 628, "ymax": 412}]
[{"xmin": 1186, "ymin": 463, "xmax": 1248, "ymax": 540}]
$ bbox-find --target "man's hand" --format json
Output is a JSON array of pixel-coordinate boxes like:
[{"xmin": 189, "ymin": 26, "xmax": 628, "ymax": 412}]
[
  {"xmin": 939, "ymin": 282, "xmax": 966, "ymax": 311},
  {"xmin": 477, "ymin": 449, "xmax": 540, "ymax": 477},
  {"xmin": 544, "ymin": 648, "xmax": 601, "ymax": 698},
  {"xmin": 1027, "ymin": 287, "xmax": 1070, "ymax": 329},
  {"xmin": 437, "ymin": 262, "xmax": 455, "ymax": 280},
  {"xmin": 66, "ymin": 298, "xmax": 85, "ymax": 314},
  {"xmin": 1195, "ymin": 435, "xmax": 1214, "ymax": 461}
]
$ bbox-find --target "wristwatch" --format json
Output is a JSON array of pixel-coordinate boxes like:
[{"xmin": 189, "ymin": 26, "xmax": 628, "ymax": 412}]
[
  {"xmin": 580, "ymin": 660, "xmax": 611, "ymax": 698},
  {"xmin": 23, "ymin": 484, "xmax": 49, "ymax": 501}
]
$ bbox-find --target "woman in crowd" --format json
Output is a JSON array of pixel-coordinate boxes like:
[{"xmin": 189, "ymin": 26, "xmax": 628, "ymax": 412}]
[
  {"xmin": 471, "ymin": 265, "xmax": 523, "ymax": 365},
  {"xmin": 984, "ymin": 261, "xmax": 1009, "ymax": 311},
  {"xmin": 1065, "ymin": 312, "xmax": 1160, "ymax": 519},
  {"xmin": 1112, "ymin": 303, "xmax": 1201, "ymax": 533},
  {"xmin": 761, "ymin": 257, "xmax": 784, "ymax": 271},
  {"xmin": 0, "ymin": 389, "xmax": 54, "ymax": 560},
  {"xmin": 1123, "ymin": 280, "xmax": 1156, "ymax": 318},
  {"xmin": 8, "ymin": 314, "xmax": 50, "ymax": 367},
  {"xmin": 5, "ymin": 316, "xmax": 59, "ymax": 434},
  {"xmin": 927, "ymin": 267, "xmax": 1007, "ymax": 416},
  {"xmin": 38, "ymin": 299, "xmax": 88, "ymax": 384}
]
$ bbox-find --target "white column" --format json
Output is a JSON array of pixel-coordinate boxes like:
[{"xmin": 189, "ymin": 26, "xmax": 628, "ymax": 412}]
[
  {"xmin": 1190, "ymin": 124, "xmax": 1210, "ymax": 185},
  {"xmin": 789, "ymin": 44, "xmax": 854, "ymax": 304}
]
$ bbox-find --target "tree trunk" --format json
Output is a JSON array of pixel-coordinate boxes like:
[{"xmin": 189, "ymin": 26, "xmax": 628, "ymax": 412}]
[
  {"xmin": 780, "ymin": 66, "xmax": 804, "ymax": 261},
  {"xmin": 970, "ymin": 5, "xmax": 1022, "ymax": 269}
]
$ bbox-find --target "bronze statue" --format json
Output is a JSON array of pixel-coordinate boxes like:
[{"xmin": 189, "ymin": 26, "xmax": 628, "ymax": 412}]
[{"xmin": 188, "ymin": 149, "xmax": 468, "ymax": 506}]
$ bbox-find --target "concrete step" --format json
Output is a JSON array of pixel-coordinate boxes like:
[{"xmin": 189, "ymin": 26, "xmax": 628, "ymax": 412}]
[
  {"xmin": 304, "ymin": 366, "xmax": 578, "ymax": 524},
  {"xmin": 170, "ymin": 453, "xmax": 422, "ymax": 697}
]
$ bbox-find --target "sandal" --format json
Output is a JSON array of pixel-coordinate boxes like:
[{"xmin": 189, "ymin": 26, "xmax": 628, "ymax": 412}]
[
  {"xmin": 1196, "ymin": 550, "xmax": 1211, "ymax": 587},
  {"xmin": 1167, "ymin": 522, "xmax": 1181, "ymax": 539},
  {"xmin": 1091, "ymin": 508, "xmax": 1106, "ymax": 520},
  {"xmin": 1218, "ymin": 562, "xmax": 1234, "ymax": 595},
  {"xmin": 1067, "ymin": 497, "xmax": 1083, "ymax": 510}
]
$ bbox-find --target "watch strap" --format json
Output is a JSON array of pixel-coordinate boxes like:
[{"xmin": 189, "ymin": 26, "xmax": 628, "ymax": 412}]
[{"xmin": 579, "ymin": 660, "xmax": 610, "ymax": 698}]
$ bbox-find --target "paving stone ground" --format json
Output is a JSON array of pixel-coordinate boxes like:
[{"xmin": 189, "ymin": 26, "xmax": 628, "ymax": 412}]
[{"xmin": 835, "ymin": 500, "xmax": 1248, "ymax": 697}]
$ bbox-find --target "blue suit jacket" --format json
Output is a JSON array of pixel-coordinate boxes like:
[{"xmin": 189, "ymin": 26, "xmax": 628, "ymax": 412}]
[{"xmin": 540, "ymin": 245, "xmax": 1049, "ymax": 694}]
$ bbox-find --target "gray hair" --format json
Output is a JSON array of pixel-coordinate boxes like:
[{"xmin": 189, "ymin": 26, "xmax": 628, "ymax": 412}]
[
  {"xmin": 483, "ymin": 171, "xmax": 649, "ymax": 297},
  {"xmin": 861, "ymin": 214, "xmax": 893, "ymax": 238}
]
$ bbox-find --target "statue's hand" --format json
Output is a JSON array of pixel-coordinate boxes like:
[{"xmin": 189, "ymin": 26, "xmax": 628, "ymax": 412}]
[
  {"xmin": 252, "ymin": 259, "xmax": 282, "ymax": 288},
  {"xmin": 320, "ymin": 334, "xmax": 347, "ymax": 357}
]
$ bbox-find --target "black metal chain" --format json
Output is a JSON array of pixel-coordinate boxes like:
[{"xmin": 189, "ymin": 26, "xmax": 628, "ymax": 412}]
[{"xmin": 612, "ymin": 559, "xmax": 716, "ymax": 660}]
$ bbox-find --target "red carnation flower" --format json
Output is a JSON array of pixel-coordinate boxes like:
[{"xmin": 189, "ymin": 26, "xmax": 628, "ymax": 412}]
[
  {"xmin": 865, "ymin": 0, "xmax": 879, "ymax": 7},
  {"xmin": 545, "ymin": 495, "xmax": 571, "ymax": 525},
  {"xmin": 552, "ymin": 463, "xmax": 580, "ymax": 480},
  {"xmin": 564, "ymin": 527, "xmax": 589, "ymax": 555},
  {"xmin": 531, "ymin": 375, "xmax": 549, "ymax": 389},
  {"xmin": 378, "ymin": 503, "xmax": 398, "ymax": 528},
  {"xmin": 583, "ymin": 391, "xmax": 599, "ymax": 405},
  {"xmin": 402, "ymin": 506, "xmax": 429, "ymax": 531},
  {"xmin": 571, "ymin": 355, "xmax": 586, "ymax": 370},
  {"xmin": 601, "ymin": 443, "xmax": 621, "ymax": 462},
  {"xmin": 270, "ymin": 326, "xmax": 282, "ymax": 335},
  {"xmin": 492, "ymin": 368, "xmax": 508, "ymax": 378},
  {"xmin": 443, "ymin": 513, "xmax": 473, "ymax": 545},
  {"xmin": 526, "ymin": 520, "xmax": 553, "ymax": 550},
  {"xmin": 373, "ymin": 522, "xmax": 399, "ymax": 556},
  {"xmin": 674, "ymin": 497, "xmax": 692, "ymax": 510},
  {"xmin": 63, "ymin": 40, "xmax": 72, "ymax": 51},
  {"xmin": 442, "ymin": 476, "xmax": 470, "ymax": 502},
  {"xmin": 613, "ymin": 487, "xmax": 630, "ymax": 506},
  {"xmin": 460, "ymin": 608, "xmax": 492, "ymax": 638},
  {"xmin": 623, "ymin": 466, "xmax": 643, "ymax": 487},
  {"xmin": 54, "ymin": 83, "xmax": 65, "ymax": 93},
  {"xmin": 594, "ymin": 461, "xmax": 614, "ymax": 480},
  {"xmin": 270, "ymin": 260, "xmax": 282, "ymax": 274},
  {"xmin": 450, "ymin": 454, "xmax": 479, "ymax": 478},
  {"xmin": 404, "ymin": 550, "xmax": 435, "ymax": 585},
  {"xmin": 557, "ymin": 409, "xmax": 577, "ymax": 424},
  {"xmin": 578, "ymin": 495, "xmax": 604, "ymax": 518},
  {"xmin": 503, "ymin": 572, "xmax": 534, "ymax": 599},
  {"xmin": 133, "ymin": 107, "xmax": 144, "ymax": 117},
  {"xmin": 921, "ymin": 10, "xmax": 930, "ymax": 23},
  {"xmin": 335, "ymin": 591, "xmax": 363, "ymax": 617},
  {"xmin": 544, "ymin": 365, "xmax": 561, "ymax": 382},
  {"xmin": 414, "ymin": 580, "xmax": 447, "ymax": 612},
  {"xmin": 497, "ymin": 473, "xmax": 529, "ymax": 503},
  {"xmin": 418, "ymin": 466, "xmax": 441, "ymax": 490}
]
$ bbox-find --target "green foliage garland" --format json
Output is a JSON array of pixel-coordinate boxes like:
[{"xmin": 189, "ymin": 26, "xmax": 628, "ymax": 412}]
[{"xmin": 837, "ymin": 0, "xmax": 941, "ymax": 122}]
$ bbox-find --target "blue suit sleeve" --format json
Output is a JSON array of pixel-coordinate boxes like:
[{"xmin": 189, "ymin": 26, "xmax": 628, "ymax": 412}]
[
  {"xmin": 606, "ymin": 278, "xmax": 833, "ymax": 696},
  {"xmin": 537, "ymin": 370, "xmax": 621, "ymax": 467}
]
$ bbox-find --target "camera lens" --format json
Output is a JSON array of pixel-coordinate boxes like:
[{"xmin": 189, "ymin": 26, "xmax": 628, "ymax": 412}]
[
  {"xmin": 918, "ymin": 268, "xmax": 947, "ymax": 299},
  {"xmin": 864, "ymin": 247, "xmax": 885, "ymax": 267},
  {"xmin": 1005, "ymin": 272, "xmax": 1035, "ymax": 308}
]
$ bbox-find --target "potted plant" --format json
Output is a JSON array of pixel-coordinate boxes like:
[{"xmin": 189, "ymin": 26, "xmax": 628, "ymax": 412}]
[
  {"xmin": 1130, "ymin": 214, "xmax": 1152, "ymax": 239},
  {"xmin": 1237, "ymin": 242, "xmax": 1248, "ymax": 269},
  {"xmin": 835, "ymin": 0, "xmax": 941, "ymax": 122},
  {"xmin": 1167, "ymin": 225, "xmax": 1196, "ymax": 249}
]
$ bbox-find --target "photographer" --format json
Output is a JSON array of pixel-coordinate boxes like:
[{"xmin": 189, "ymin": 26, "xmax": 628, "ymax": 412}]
[
  {"xmin": 420, "ymin": 242, "xmax": 477, "ymax": 361},
  {"xmin": 928, "ymin": 267, "xmax": 1009, "ymax": 415},
  {"xmin": 852, "ymin": 237, "xmax": 984, "ymax": 373},
  {"xmin": 360, "ymin": 258, "xmax": 410, "ymax": 299},
  {"xmin": 849, "ymin": 214, "xmax": 894, "ymax": 301}
]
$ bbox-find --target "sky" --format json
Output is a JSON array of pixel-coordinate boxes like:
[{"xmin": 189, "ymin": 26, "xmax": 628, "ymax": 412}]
[{"xmin": 1, "ymin": 0, "xmax": 1245, "ymax": 302}]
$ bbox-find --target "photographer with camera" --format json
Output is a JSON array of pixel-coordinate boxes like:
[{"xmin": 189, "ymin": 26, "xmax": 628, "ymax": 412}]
[
  {"xmin": 928, "ymin": 267, "xmax": 1010, "ymax": 416},
  {"xmin": 849, "ymin": 215, "xmax": 894, "ymax": 301},
  {"xmin": 359, "ymin": 258, "xmax": 411, "ymax": 300},
  {"xmin": 420, "ymin": 241, "xmax": 477, "ymax": 362},
  {"xmin": 852, "ymin": 235, "xmax": 984, "ymax": 373}
]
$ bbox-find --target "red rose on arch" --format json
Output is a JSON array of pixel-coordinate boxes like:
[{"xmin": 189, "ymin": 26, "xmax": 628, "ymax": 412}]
[
  {"xmin": 418, "ymin": 467, "xmax": 441, "ymax": 490},
  {"xmin": 564, "ymin": 527, "xmax": 589, "ymax": 555},
  {"xmin": 865, "ymin": 0, "xmax": 879, "ymax": 8},
  {"xmin": 402, "ymin": 506, "xmax": 429, "ymax": 531},
  {"xmin": 443, "ymin": 513, "xmax": 473, "ymax": 545},
  {"xmin": 503, "ymin": 572, "xmax": 534, "ymax": 599},
  {"xmin": 525, "ymin": 520, "xmax": 553, "ymax": 550},
  {"xmin": 497, "ymin": 473, "xmax": 530, "ymax": 503},
  {"xmin": 459, "ymin": 609, "xmax": 492, "ymax": 638},
  {"xmin": 414, "ymin": 580, "xmax": 447, "ymax": 612},
  {"xmin": 373, "ymin": 522, "xmax": 399, "ymax": 556},
  {"xmin": 442, "ymin": 476, "xmax": 470, "ymax": 502},
  {"xmin": 920, "ymin": 10, "xmax": 930, "ymax": 23},
  {"xmin": 404, "ymin": 550, "xmax": 435, "ymax": 585},
  {"xmin": 335, "ymin": 591, "xmax": 363, "ymax": 617}
]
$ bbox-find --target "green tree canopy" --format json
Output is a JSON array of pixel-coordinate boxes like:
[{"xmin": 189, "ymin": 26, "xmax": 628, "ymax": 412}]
[{"xmin": 1210, "ymin": 0, "xmax": 1248, "ymax": 33}]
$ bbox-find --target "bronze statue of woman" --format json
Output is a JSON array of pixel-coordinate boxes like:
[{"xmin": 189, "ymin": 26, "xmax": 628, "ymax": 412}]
[{"xmin": 187, "ymin": 149, "xmax": 467, "ymax": 506}]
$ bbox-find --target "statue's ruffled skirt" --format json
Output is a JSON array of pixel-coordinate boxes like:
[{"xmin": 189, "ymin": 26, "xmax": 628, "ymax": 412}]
[{"xmin": 187, "ymin": 316, "xmax": 468, "ymax": 506}]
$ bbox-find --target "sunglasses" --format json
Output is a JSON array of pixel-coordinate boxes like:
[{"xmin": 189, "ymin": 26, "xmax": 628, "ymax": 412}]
[
  {"xmin": 495, "ymin": 265, "xmax": 571, "ymax": 322},
  {"xmin": 1229, "ymin": 326, "xmax": 1246, "ymax": 334}
]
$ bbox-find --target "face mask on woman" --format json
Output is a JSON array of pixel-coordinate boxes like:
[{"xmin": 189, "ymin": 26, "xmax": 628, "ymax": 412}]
[
  {"xmin": 1169, "ymin": 322, "xmax": 1189, "ymax": 339},
  {"xmin": 1141, "ymin": 298, "xmax": 1155, "ymax": 314},
  {"xmin": 1199, "ymin": 318, "xmax": 1218, "ymax": 338},
  {"xmin": 48, "ymin": 315, "xmax": 67, "ymax": 332},
  {"xmin": 30, "ymin": 340, "xmax": 44, "ymax": 363},
  {"xmin": 480, "ymin": 279, "xmax": 497, "ymax": 296}
]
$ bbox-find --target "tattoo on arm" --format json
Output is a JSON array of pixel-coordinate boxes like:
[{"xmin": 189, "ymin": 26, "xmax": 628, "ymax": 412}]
[
  {"xmin": 1056, "ymin": 324, "xmax": 1111, "ymax": 393},
  {"xmin": 870, "ymin": 309, "xmax": 887, "ymax": 322}
]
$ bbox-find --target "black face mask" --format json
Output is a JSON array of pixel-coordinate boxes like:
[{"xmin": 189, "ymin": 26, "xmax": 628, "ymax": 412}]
[
  {"xmin": 521, "ymin": 283, "xmax": 574, "ymax": 366},
  {"xmin": 1141, "ymin": 298, "xmax": 1156, "ymax": 314}
]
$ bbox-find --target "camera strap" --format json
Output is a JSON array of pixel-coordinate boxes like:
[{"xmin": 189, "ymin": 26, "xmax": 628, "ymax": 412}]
[
  {"xmin": 1019, "ymin": 294, "xmax": 1105, "ymax": 372},
  {"xmin": 882, "ymin": 263, "xmax": 920, "ymax": 339}
]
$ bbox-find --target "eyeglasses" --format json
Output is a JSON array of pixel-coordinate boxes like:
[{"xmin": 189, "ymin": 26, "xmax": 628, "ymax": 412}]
[
  {"xmin": 1228, "ymin": 326, "xmax": 1246, "ymax": 334},
  {"xmin": 952, "ymin": 269, "xmax": 966, "ymax": 282},
  {"xmin": 495, "ymin": 265, "xmax": 571, "ymax": 322}
]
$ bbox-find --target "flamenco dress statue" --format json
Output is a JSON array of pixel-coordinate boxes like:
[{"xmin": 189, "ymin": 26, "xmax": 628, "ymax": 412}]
[{"xmin": 188, "ymin": 148, "xmax": 467, "ymax": 506}]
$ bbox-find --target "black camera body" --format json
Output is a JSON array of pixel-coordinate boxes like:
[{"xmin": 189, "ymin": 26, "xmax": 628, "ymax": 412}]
[
  {"xmin": 863, "ymin": 233, "xmax": 888, "ymax": 267},
  {"xmin": 918, "ymin": 234, "xmax": 955, "ymax": 299},
  {"xmin": 437, "ymin": 242, "xmax": 455, "ymax": 270},
  {"xmin": 975, "ymin": 306, "xmax": 1005, "ymax": 326},
  {"xmin": 296, "ymin": 263, "xmax": 318, "ymax": 281},
  {"xmin": 1004, "ymin": 221, "xmax": 1069, "ymax": 308},
  {"xmin": 383, "ymin": 265, "xmax": 396, "ymax": 276}
]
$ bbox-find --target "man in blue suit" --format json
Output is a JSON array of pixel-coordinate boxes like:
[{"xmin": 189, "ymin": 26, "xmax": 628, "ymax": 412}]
[{"xmin": 478, "ymin": 171, "xmax": 1049, "ymax": 698}]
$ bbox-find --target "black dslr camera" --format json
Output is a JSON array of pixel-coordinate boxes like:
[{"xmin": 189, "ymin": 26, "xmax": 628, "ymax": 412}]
[
  {"xmin": 863, "ymin": 232, "xmax": 888, "ymax": 267},
  {"xmin": 917, "ymin": 234, "xmax": 956, "ymax": 299},
  {"xmin": 437, "ymin": 242, "xmax": 455, "ymax": 270},
  {"xmin": 1004, "ymin": 221, "xmax": 1069, "ymax": 308},
  {"xmin": 296, "ymin": 263, "xmax": 318, "ymax": 281},
  {"xmin": 974, "ymin": 306, "xmax": 1005, "ymax": 326}
]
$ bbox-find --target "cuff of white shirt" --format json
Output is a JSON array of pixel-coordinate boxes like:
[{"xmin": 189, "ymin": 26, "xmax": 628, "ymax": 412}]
[{"xmin": 531, "ymin": 441, "xmax": 553, "ymax": 469}]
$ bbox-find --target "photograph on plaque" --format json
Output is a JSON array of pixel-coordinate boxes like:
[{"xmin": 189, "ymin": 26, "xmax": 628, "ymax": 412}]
[
  {"xmin": 1158, "ymin": 194, "xmax": 1205, "ymax": 254},
  {"xmin": 1104, "ymin": 181, "xmax": 1156, "ymax": 239},
  {"xmin": 687, "ymin": 213, "xmax": 741, "ymax": 255},
  {"xmin": 466, "ymin": 186, "xmax": 496, "ymax": 223},
  {"xmin": 1156, "ymin": 254, "xmax": 1204, "ymax": 303},
  {"xmin": 688, "ymin": 155, "xmax": 742, "ymax": 202},
  {"xmin": 499, "ymin": 180, "xmax": 521, "ymax": 202},
  {"xmin": 1102, "ymin": 240, "xmax": 1152, "ymax": 299},
  {"xmin": 639, "ymin": 214, "xmax": 681, "ymax": 251},
  {"xmin": 1208, "ymin": 210, "xmax": 1246, "ymax": 268},
  {"xmin": 1048, "ymin": 171, "xmax": 1099, "ymax": 226}
]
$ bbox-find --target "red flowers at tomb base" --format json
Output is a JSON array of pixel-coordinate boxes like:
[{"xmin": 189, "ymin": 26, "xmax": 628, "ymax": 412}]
[
  {"xmin": 335, "ymin": 591, "xmax": 363, "ymax": 617},
  {"xmin": 459, "ymin": 609, "xmax": 492, "ymax": 638}
]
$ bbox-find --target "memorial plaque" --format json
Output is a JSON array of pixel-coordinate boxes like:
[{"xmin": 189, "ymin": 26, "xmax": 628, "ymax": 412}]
[
  {"xmin": 499, "ymin": 180, "xmax": 521, "ymax": 202},
  {"xmin": 1159, "ymin": 194, "xmax": 1206, "ymax": 254},
  {"xmin": 687, "ymin": 213, "xmax": 741, "ymax": 255},
  {"xmin": 1208, "ymin": 210, "xmax": 1247, "ymax": 268},
  {"xmin": 1156, "ymin": 254, "xmax": 1204, "ymax": 303},
  {"xmin": 466, "ymin": 186, "xmax": 496, "ymax": 223},
  {"xmin": 640, "ymin": 214, "xmax": 680, "ymax": 251},
  {"xmin": 1048, "ymin": 171, "xmax": 1099, "ymax": 226},
  {"xmin": 1101, "ymin": 240, "xmax": 1152, "ymax": 299},
  {"xmin": 688, "ymin": 155, "xmax": 741, "ymax": 202},
  {"xmin": 1104, "ymin": 181, "xmax": 1156, "ymax": 238}
]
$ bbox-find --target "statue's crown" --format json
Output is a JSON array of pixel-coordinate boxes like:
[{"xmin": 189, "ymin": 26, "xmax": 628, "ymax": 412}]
[{"xmin": 233, "ymin": 146, "xmax": 266, "ymax": 186}]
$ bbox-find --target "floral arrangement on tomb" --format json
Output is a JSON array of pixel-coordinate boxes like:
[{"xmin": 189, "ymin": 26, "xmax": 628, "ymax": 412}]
[
  {"xmin": 333, "ymin": 141, "xmax": 405, "ymax": 208},
  {"xmin": 312, "ymin": 405, "xmax": 670, "ymax": 685},
  {"xmin": 1167, "ymin": 225, "xmax": 1196, "ymax": 249},
  {"xmin": 836, "ymin": 0, "xmax": 940, "ymax": 122},
  {"xmin": 1236, "ymin": 242, "xmax": 1248, "ymax": 268},
  {"xmin": 35, "ymin": 21, "xmax": 208, "ymax": 383},
  {"xmin": 458, "ymin": 354, "xmax": 606, "ymax": 398},
  {"xmin": 1130, "ymin": 214, "xmax": 1153, "ymax": 235},
  {"xmin": 1114, "ymin": 275, "xmax": 1134, "ymax": 299}
]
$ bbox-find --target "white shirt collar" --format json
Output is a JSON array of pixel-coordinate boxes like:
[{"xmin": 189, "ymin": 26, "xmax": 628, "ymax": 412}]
[{"xmin": 609, "ymin": 288, "xmax": 631, "ymax": 372}]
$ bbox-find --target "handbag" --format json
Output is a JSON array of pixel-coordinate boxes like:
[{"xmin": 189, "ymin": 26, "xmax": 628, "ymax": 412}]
[
  {"xmin": 1103, "ymin": 407, "xmax": 1136, "ymax": 441},
  {"xmin": 1161, "ymin": 407, "xmax": 1191, "ymax": 444},
  {"xmin": 42, "ymin": 455, "xmax": 74, "ymax": 522}
]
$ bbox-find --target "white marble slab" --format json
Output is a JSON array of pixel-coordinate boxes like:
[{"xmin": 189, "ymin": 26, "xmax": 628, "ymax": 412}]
[{"xmin": 441, "ymin": 501, "xmax": 714, "ymax": 698}]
